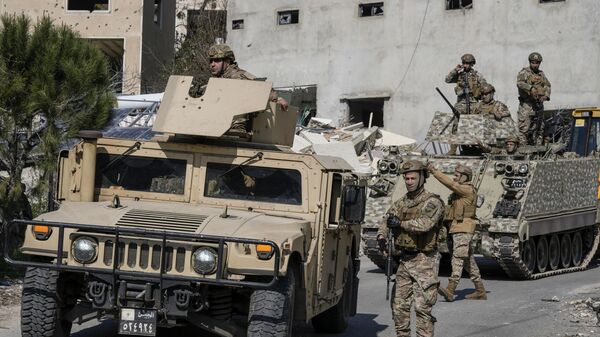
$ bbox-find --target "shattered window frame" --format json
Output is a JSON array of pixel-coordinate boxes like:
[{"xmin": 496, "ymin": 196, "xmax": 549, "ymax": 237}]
[
  {"xmin": 232, "ymin": 19, "xmax": 244, "ymax": 30},
  {"xmin": 358, "ymin": 2, "xmax": 384, "ymax": 17},
  {"xmin": 277, "ymin": 10, "xmax": 300, "ymax": 25},
  {"xmin": 66, "ymin": 0, "xmax": 110, "ymax": 12},
  {"xmin": 446, "ymin": 0, "xmax": 473, "ymax": 10}
]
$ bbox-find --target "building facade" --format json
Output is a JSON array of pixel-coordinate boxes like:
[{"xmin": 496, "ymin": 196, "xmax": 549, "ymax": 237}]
[
  {"xmin": 227, "ymin": 0, "xmax": 600, "ymax": 140},
  {"xmin": 1, "ymin": 0, "xmax": 176, "ymax": 95}
]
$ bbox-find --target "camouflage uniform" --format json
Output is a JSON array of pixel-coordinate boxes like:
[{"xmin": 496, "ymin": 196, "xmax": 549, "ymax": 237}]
[
  {"xmin": 473, "ymin": 84, "xmax": 518, "ymax": 147},
  {"xmin": 378, "ymin": 189, "xmax": 444, "ymax": 337},
  {"xmin": 445, "ymin": 69, "xmax": 487, "ymax": 115},
  {"xmin": 445, "ymin": 54, "xmax": 487, "ymax": 155},
  {"xmin": 517, "ymin": 54, "xmax": 551, "ymax": 145},
  {"xmin": 431, "ymin": 166, "xmax": 486, "ymax": 301}
]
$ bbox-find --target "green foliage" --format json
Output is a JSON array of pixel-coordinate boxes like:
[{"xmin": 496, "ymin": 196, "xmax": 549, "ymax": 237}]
[{"xmin": 0, "ymin": 14, "xmax": 115, "ymax": 228}]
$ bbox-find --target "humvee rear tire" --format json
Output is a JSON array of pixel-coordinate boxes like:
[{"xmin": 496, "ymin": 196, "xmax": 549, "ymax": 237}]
[
  {"xmin": 311, "ymin": 258, "xmax": 354, "ymax": 333},
  {"xmin": 21, "ymin": 267, "xmax": 72, "ymax": 337},
  {"xmin": 247, "ymin": 265, "xmax": 296, "ymax": 337}
]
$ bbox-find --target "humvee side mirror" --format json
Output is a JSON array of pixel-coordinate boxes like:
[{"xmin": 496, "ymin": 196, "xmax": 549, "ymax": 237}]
[{"xmin": 341, "ymin": 185, "xmax": 366, "ymax": 224}]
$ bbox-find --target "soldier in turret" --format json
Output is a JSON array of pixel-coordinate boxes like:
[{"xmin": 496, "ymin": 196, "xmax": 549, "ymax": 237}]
[
  {"xmin": 517, "ymin": 52, "xmax": 551, "ymax": 145},
  {"xmin": 430, "ymin": 164, "xmax": 487, "ymax": 302},
  {"xmin": 444, "ymin": 54, "xmax": 488, "ymax": 154},
  {"xmin": 190, "ymin": 44, "xmax": 288, "ymax": 132},
  {"xmin": 376, "ymin": 160, "xmax": 445, "ymax": 337},
  {"xmin": 474, "ymin": 84, "xmax": 512, "ymax": 122},
  {"xmin": 478, "ymin": 135, "xmax": 520, "ymax": 155}
]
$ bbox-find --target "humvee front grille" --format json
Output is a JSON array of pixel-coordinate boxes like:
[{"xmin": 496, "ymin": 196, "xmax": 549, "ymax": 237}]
[
  {"xmin": 103, "ymin": 240, "xmax": 187, "ymax": 273},
  {"xmin": 116, "ymin": 209, "xmax": 209, "ymax": 233}
]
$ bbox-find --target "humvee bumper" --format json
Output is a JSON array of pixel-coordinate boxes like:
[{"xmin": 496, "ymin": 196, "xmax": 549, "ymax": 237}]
[{"xmin": 5, "ymin": 219, "xmax": 281, "ymax": 290}]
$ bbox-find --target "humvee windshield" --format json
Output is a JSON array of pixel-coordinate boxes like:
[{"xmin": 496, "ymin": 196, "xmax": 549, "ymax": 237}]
[
  {"xmin": 95, "ymin": 154, "xmax": 186, "ymax": 194},
  {"xmin": 204, "ymin": 162, "xmax": 302, "ymax": 205}
]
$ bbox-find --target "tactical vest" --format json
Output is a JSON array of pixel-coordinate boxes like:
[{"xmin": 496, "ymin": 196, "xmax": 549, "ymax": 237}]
[
  {"xmin": 394, "ymin": 196, "xmax": 441, "ymax": 253},
  {"xmin": 444, "ymin": 189, "xmax": 476, "ymax": 221}
]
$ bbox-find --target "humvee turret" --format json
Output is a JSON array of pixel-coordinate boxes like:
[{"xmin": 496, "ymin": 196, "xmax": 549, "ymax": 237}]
[
  {"xmin": 363, "ymin": 111, "xmax": 600, "ymax": 279},
  {"xmin": 5, "ymin": 77, "xmax": 366, "ymax": 337}
]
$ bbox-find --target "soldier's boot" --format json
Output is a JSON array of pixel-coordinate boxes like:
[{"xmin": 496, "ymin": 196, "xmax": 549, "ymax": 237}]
[
  {"xmin": 446, "ymin": 144, "xmax": 458, "ymax": 155},
  {"xmin": 437, "ymin": 280, "xmax": 458, "ymax": 302},
  {"xmin": 465, "ymin": 281, "xmax": 487, "ymax": 300}
]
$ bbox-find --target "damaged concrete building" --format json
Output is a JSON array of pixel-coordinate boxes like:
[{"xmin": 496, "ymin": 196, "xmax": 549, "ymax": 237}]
[
  {"xmin": 227, "ymin": 0, "xmax": 600, "ymax": 140},
  {"xmin": 0, "ymin": 0, "xmax": 176, "ymax": 95}
]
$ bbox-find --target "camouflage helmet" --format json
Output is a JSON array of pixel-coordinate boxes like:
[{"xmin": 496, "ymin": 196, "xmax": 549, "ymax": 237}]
[
  {"xmin": 528, "ymin": 52, "xmax": 543, "ymax": 62},
  {"xmin": 461, "ymin": 53, "xmax": 476, "ymax": 64},
  {"xmin": 208, "ymin": 44, "xmax": 235, "ymax": 61},
  {"xmin": 400, "ymin": 160, "xmax": 429, "ymax": 178},
  {"xmin": 505, "ymin": 135, "xmax": 520, "ymax": 144},
  {"xmin": 482, "ymin": 83, "xmax": 495, "ymax": 94},
  {"xmin": 455, "ymin": 164, "xmax": 473, "ymax": 181}
]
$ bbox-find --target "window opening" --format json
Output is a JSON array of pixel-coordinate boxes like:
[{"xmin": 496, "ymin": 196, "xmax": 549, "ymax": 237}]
[
  {"xmin": 446, "ymin": 0, "xmax": 473, "ymax": 10},
  {"xmin": 540, "ymin": 0, "xmax": 565, "ymax": 3},
  {"xmin": 359, "ymin": 2, "xmax": 384, "ymax": 17},
  {"xmin": 95, "ymin": 154, "xmax": 186, "ymax": 194},
  {"xmin": 347, "ymin": 98, "xmax": 385, "ymax": 128},
  {"xmin": 232, "ymin": 19, "xmax": 244, "ymax": 30},
  {"xmin": 67, "ymin": 0, "xmax": 109, "ymax": 12},
  {"xmin": 278, "ymin": 10, "xmax": 299, "ymax": 25},
  {"xmin": 204, "ymin": 163, "xmax": 302, "ymax": 205},
  {"xmin": 154, "ymin": 0, "xmax": 162, "ymax": 26},
  {"xmin": 328, "ymin": 174, "xmax": 343, "ymax": 225}
]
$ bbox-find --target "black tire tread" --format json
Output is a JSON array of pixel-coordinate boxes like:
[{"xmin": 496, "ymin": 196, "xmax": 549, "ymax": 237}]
[
  {"xmin": 247, "ymin": 267, "xmax": 295, "ymax": 337},
  {"xmin": 21, "ymin": 267, "xmax": 71, "ymax": 337}
]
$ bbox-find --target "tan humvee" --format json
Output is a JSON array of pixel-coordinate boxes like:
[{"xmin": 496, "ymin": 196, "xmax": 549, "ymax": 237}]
[{"xmin": 6, "ymin": 77, "xmax": 366, "ymax": 337}]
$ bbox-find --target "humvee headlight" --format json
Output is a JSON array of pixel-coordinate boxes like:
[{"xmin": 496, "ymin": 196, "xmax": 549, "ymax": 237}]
[
  {"xmin": 192, "ymin": 247, "xmax": 218, "ymax": 275},
  {"xmin": 71, "ymin": 237, "xmax": 98, "ymax": 264},
  {"xmin": 518, "ymin": 164, "xmax": 529, "ymax": 175}
]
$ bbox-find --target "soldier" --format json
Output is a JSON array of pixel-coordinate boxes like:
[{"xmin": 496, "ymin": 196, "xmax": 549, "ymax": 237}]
[
  {"xmin": 517, "ymin": 52, "xmax": 551, "ymax": 145},
  {"xmin": 479, "ymin": 135, "xmax": 520, "ymax": 155},
  {"xmin": 430, "ymin": 164, "xmax": 487, "ymax": 302},
  {"xmin": 474, "ymin": 84, "xmax": 511, "ymax": 121},
  {"xmin": 191, "ymin": 44, "xmax": 288, "ymax": 132},
  {"xmin": 376, "ymin": 160, "xmax": 444, "ymax": 337},
  {"xmin": 445, "ymin": 54, "xmax": 488, "ymax": 154}
]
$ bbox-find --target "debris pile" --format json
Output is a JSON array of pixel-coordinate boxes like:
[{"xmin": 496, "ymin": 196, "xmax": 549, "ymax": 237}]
[{"xmin": 0, "ymin": 278, "xmax": 23, "ymax": 306}]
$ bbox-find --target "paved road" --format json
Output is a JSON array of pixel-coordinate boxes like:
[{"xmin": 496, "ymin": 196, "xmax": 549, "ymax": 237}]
[{"xmin": 1, "ymin": 256, "xmax": 599, "ymax": 337}]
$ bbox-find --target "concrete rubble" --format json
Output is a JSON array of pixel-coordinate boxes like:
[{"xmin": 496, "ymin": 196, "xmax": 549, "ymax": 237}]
[
  {"xmin": 293, "ymin": 117, "xmax": 416, "ymax": 176},
  {"xmin": 0, "ymin": 278, "xmax": 23, "ymax": 307}
]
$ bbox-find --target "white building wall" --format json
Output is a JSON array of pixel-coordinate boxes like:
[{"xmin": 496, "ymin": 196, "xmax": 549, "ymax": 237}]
[{"xmin": 227, "ymin": 0, "xmax": 600, "ymax": 141}]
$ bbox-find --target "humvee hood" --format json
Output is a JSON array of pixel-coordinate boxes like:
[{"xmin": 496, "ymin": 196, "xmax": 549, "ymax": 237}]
[{"xmin": 37, "ymin": 201, "xmax": 309, "ymax": 243}]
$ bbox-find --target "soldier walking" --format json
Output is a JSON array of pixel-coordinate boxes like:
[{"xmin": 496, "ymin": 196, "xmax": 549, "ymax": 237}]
[
  {"xmin": 377, "ymin": 161, "xmax": 444, "ymax": 337},
  {"xmin": 517, "ymin": 52, "xmax": 551, "ymax": 145},
  {"xmin": 444, "ymin": 54, "xmax": 488, "ymax": 154},
  {"xmin": 429, "ymin": 164, "xmax": 487, "ymax": 302}
]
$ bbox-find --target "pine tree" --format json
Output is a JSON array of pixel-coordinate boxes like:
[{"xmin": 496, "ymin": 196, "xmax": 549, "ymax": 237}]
[{"xmin": 0, "ymin": 14, "xmax": 115, "ymax": 245}]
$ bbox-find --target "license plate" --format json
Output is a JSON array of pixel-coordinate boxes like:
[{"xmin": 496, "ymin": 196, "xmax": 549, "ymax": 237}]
[{"xmin": 118, "ymin": 308, "xmax": 157, "ymax": 336}]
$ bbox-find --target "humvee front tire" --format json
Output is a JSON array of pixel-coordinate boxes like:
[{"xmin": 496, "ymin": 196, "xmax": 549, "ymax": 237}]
[
  {"xmin": 311, "ymin": 257, "xmax": 354, "ymax": 333},
  {"xmin": 21, "ymin": 267, "xmax": 72, "ymax": 337},
  {"xmin": 247, "ymin": 265, "xmax": 296, "ymax": 337}
]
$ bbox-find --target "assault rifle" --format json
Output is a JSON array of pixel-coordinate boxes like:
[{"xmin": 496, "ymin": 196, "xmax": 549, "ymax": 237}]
[
  {"xmin": 385, "ymin": 214, "xmax": 401, "ymax": 301},
  {"xmin": 531, "ymin": 101, "xmax": 545, "ymax": 145},
  {"xmin": 463, "ymin": 71, "xmax": 471, "ymax": 115},
  {"xmin": 436, "ymin": 87, "xmax": 462, "ymax": 136}
]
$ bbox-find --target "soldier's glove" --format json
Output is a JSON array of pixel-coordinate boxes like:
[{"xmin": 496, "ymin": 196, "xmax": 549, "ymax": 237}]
[{"xmin": 387, "ymin": 215, "xmax": 401, "ymax": 228}]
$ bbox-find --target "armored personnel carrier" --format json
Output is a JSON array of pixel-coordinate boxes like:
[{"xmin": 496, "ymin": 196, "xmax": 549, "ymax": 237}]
[
  {"xmin": 362, "ymin": 111, "xmax": 600, "ymax": 279},
  {"xmin": 4, "ymin": 77, "xmax": 366, "ymax": 337}
]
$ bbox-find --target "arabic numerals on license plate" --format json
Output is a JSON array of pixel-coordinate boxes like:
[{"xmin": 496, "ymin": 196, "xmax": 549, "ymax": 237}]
[{"xmin": 122, "ymin": 322, "xmax": 154, "ymax": 334}]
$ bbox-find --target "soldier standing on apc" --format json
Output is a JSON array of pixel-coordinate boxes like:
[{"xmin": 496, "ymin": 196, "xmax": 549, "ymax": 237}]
[
  {"xmin": 429, "ymin": 164, "xmax": 487, "ymax": 302},
  {"xmin": 445, "ymin": 54, "xmax": 488, "ymax": 154},
  {"xmin": 517, "ymin": 52, "xmax": 551, "ymax": 145},
  {"xmin": 376, "ymin": 161, "xmax": 444, "ymax": 337}
]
